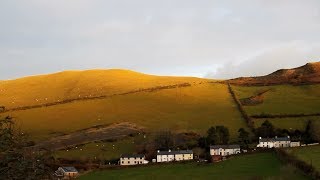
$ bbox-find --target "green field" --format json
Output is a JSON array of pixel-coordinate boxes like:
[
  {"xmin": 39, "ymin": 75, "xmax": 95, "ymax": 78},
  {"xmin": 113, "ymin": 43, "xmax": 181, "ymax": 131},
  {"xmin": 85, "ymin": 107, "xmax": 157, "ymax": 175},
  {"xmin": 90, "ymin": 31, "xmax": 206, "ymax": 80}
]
[
  {"xmin": 54, "ymin": 138, "xmax": 136, "ymax": 161},
  {"xmin": 288, "ymin": 145, "xmax": 320, "ymax": 172},
  {"xmin": 253, "ymin": 117, "xmax": 320, "ymax": 130},
  {"xmin": 5, "ymin": 83, "xmax": 246, "ymax": 142},
  {"xmin": 79, "ymin": 153, "xmax": 308, "ymax": 180},
  {"xmin": 233, "ymin": 85, "xmax": 320, "ymax": 115}
]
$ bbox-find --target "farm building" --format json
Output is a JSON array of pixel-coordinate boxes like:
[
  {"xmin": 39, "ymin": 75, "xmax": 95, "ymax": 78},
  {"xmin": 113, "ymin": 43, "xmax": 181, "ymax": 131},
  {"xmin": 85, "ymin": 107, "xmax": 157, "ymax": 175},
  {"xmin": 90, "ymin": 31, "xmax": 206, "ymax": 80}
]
[
  {"xmin": 210, "ymin": 145, "xmax": 241, "ymax": 157},
  {"xmin": 120, "ymin": 154, "xmax": 149, "ymax": 166},
  {"xmin": 257, "ymin": 136, "xmax": 299, "ymax": 148},
  {"xmin": 290, "ymin": 141, "xmax": 301, "ymax": 147},
  {"xmin": 54, "ymin": 167, "xmax": 78, "ymax": 180},
  {"xmin": 157, "ymin": 150, "xmax": 193, "ymax": 162}
]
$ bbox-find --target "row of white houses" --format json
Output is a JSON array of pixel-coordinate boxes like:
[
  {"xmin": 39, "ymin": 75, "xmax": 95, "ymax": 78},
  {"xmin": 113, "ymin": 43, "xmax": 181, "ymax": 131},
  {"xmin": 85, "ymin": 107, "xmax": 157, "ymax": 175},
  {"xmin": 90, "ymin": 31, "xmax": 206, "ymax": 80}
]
[
  {"xmin": 120, "ymin": 150, "xmax": 194, "ymax": 166},
  {"xmin": 53, "ymin": 136, "xmax": 303, "ymax": 179},
  {"xmin": 120, "ymin": 136, "xmax": 301, "ymax": 166},
  {"xmin": 157, "ymin": 150, "xmax": 194, "ymax": 162},
  {"xmin": 257, "ymin": 136, "xmax": 300, "ymax": 148},
  {"xmin": 210, "ymin": 145, "xmax": 241, "ymax": 156}
]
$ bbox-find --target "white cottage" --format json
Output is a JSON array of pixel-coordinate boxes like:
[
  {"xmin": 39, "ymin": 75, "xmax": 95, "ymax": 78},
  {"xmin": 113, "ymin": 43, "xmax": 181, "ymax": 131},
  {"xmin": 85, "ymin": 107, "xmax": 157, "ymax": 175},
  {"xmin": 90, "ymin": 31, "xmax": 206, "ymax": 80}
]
[
  {"xmin": 120, "ymin": 154, "xmax": 149, "ymax": 166},
  {"xmin": 257, "ymin": 136, "xmax": 291, "ymax": 148},
  {"xmin": 210, "ymin": 145, "xmax": 241, "ymax": 156},
  {"xmin": 157, "ymin": 150, "xmax": 193, "ymax": 163}
]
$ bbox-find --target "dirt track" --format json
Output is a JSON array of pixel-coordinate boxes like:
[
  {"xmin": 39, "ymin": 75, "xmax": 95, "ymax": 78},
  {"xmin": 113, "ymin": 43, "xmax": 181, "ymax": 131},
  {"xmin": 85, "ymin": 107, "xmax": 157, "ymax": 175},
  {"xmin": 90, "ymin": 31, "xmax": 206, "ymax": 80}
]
[{"xmin": 34, "ymin": 122, "xmax": 144, "ymax": 151}]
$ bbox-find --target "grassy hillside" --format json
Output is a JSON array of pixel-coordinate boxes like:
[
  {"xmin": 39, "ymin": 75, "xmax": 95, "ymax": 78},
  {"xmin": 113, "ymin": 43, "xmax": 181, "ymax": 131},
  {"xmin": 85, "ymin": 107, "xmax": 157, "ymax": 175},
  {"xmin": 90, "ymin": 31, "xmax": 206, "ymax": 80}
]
[
  {"xmin": 0, "ymin": 69, "xmax": 205, "ymax": 109},
  {"xmin": 4, "ymin": 83, "xmax": 246, "ymax": 142},
  {"xmin": 253, "ymin": 117, "xmax": 319, "ymax": 130},
  {"xmin": 233, "ymin": 84, "xmax": 320, "ymax": 115},
  {"xmin": 79, "ymin": 153, "xmax": 308, "ymax": 180}
]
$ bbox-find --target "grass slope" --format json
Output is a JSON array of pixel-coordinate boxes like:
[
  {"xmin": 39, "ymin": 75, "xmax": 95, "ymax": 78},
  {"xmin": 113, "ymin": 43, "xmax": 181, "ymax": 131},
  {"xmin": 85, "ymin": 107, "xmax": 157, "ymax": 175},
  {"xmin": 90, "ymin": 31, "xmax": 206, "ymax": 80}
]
[
  {"xmin": 4, "ymin": 83, "xmax": 246, "ymax": 141},
  {"xmin": 79, "ymin": 153, "xmax": 308, "ymax": 180},
  {"xmin": 254, "ymin": 117, "xmax": 320, "ymax": 130},
  {"xmin": 54, "ymin": 137, "xmax": 137, "ymax": 161},
  {"xmin": 233, "ymin": 85, "xmax": 320, "ymax": 115},
  {"xmin": 0, "ymin": 69, "xmax": 205, "ymax": 109}
]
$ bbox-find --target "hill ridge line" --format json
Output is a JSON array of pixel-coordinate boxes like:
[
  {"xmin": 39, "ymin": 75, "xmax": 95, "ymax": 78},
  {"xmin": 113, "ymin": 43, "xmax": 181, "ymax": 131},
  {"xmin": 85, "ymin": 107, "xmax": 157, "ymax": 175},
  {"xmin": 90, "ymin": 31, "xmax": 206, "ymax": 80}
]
[{"xmin": 0, "ymin": 82, "xmax": 197, "ymax": 113}]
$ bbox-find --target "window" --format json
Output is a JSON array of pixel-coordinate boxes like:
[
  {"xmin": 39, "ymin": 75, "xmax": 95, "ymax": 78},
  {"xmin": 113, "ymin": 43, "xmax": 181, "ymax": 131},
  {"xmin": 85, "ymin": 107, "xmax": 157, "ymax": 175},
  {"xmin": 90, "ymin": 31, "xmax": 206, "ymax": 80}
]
[{"xmin": 122, "ymin": 161, "xmax": 124, "ymax": 164}]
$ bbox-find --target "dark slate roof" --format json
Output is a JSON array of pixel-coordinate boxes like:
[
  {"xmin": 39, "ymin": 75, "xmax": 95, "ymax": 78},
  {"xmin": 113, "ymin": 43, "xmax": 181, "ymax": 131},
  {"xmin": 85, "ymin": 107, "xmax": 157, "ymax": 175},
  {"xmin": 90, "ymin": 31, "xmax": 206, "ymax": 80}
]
[
  {"xmin": 259, "ymin": 136, "xmax": 290, "ymax": 142},
  {"xmin": 210, "ymin": 145, "xmax": 240, "ymax": 149},
  {"xmin": 275, "ymin": 136, "xmax": 290, "ymax": 141},
  {"xmin": 157, "ymin": 150, "xmax": 193, "ymax": 155},
  {"xmin": 61, "ymin": 167, "xmax": 78, "ymax": 173},
  {"xmin": 120, "ymin": 154, "xmax": 145, "ymax": 158}
]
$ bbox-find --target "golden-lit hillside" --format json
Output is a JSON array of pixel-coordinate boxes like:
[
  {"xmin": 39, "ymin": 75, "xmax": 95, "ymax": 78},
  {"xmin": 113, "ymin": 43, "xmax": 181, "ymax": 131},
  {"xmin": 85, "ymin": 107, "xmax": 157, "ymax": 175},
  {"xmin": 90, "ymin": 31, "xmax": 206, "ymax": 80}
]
[
  {"xmin": 0, "ymin": 69, "xmax": 207, "ymax": 109},
  {"xmin": 0, "ymin": 70, "xmax": 248, "ymax": 142},
  {"xmin": 3, "ymin": 83, "xmax": 246, "ymax": 142}
]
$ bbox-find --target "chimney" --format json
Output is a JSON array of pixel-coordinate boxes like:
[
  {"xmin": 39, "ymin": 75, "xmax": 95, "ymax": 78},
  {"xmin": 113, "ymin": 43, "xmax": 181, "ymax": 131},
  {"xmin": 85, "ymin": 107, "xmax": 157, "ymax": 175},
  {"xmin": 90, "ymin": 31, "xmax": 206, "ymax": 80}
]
[
  {"xmin": 288, "ymin": 136, "xmax": 290, "ymax": 139},
  {"xmin": 259, "ymin": 137, "xmax": 262, "ymax": 139},
  {"xmin": 157, "ymin": 150, "xmax": 160, "ymax": 153},
  {"xmin": 275, "ymin": 136, "xmax": 277, "ymax": 139},
  {"xmin": 169, "ymin": 149, "xmax": 171, "ymax": 152}
]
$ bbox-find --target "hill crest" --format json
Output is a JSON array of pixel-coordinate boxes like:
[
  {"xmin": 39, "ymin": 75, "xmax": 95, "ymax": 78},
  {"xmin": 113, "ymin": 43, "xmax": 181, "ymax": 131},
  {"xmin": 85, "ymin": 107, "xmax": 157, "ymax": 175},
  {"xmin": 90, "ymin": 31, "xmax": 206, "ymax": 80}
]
[{"xmin": 228, "ymin": 61, "xmax": 320, "ymax": 85}]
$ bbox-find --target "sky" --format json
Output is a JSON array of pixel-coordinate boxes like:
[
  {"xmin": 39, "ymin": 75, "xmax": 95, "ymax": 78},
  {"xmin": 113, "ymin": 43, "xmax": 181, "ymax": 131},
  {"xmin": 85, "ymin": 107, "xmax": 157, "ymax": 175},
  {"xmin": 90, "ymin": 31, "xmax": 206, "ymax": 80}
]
[{"xmin": 0, "ymin": 0, "xmax": 320, "ymax": 80}]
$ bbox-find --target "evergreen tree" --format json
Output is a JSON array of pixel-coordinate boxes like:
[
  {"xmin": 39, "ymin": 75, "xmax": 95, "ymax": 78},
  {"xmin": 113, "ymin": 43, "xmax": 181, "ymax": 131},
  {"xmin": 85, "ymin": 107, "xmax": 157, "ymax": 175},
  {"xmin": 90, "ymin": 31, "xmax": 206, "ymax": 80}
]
[
  {"xmin": 206, "ymin": 126, "xmax": 230, "ymax": 145},
  {"xmin": 238, "ymin": 128, "xmax": 250, "ymax": 149},
  {"xmin": 0, "ymin": 116, "xmax": 52, "ymax": 180},
  {"xmin": 255, "ymin": 120, "xmax": 275, "ymax": 138}
]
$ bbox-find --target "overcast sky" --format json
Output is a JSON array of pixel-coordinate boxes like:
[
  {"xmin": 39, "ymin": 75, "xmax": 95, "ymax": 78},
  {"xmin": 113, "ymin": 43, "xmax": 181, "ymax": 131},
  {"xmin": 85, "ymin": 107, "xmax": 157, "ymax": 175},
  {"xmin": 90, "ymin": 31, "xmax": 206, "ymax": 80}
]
[{"xmin": 0, "ymin": 0, "xmax": 319, "ymax": 80}]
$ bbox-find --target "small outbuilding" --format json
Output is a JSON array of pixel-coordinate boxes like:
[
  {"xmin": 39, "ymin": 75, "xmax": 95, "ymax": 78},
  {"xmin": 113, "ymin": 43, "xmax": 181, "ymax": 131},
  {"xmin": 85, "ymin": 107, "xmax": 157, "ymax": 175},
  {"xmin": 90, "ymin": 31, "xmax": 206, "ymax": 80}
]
[{"xmin": 54, "ymin": 167, "xmax": 78, "ymax": 180}]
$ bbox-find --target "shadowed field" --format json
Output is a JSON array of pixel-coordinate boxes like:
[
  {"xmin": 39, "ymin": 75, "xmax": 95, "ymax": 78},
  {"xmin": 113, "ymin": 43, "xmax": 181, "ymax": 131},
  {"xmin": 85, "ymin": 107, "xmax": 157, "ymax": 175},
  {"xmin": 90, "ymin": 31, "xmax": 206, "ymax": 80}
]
[
  {"xmin": 79, "ymin": 153, "xmax": 308, "ymax": 180},
  {"xmin": 287, "ymin": 145, "xmax": 320, "ymax": 172}
]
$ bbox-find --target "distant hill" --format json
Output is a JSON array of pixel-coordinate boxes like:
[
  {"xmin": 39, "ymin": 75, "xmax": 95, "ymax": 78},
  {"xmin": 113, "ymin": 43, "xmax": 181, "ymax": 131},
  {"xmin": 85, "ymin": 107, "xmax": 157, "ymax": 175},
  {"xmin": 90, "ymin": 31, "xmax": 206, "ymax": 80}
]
[{"xmin": 228, "ymin": 62, "xmax": 320, "ymax": 86}]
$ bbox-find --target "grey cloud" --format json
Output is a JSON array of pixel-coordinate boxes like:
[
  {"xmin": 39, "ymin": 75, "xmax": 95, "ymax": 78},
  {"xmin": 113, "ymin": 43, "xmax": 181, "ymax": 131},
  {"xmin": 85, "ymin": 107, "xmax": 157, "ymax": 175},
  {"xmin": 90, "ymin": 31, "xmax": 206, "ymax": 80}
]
[
  {"xmin": 208, "ymin": 42, "xmax": 320, "ymax": 79},
  {"xmin": 0, "ymin": 0, "xmax": 320, "ymax": 79}
]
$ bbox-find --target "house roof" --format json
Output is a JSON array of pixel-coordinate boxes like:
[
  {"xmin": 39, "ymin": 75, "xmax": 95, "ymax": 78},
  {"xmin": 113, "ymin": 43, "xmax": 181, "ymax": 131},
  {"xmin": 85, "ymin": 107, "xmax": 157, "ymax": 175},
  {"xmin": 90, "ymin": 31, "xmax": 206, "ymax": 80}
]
[
  {"xmin": 120, "ymin": 154, "xmax": 145, "ymax": 158},
  {"xmin": 275, "ymin": 137, "xmax": 290, "ymax": 141},
  {"xmin": 210, "ymin": 145, "xmax": 240, "ymax": 149},
  {"xmin": 61, "ymin": 167, "xmax": 78, "ymax": 173},
  {"xmin": 157, "ymin": 150, "xmax": 193, "ymax": 155},
  {"xmin": 259, "ymin": 136, "xmax": 290, "ymax": 142}
]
